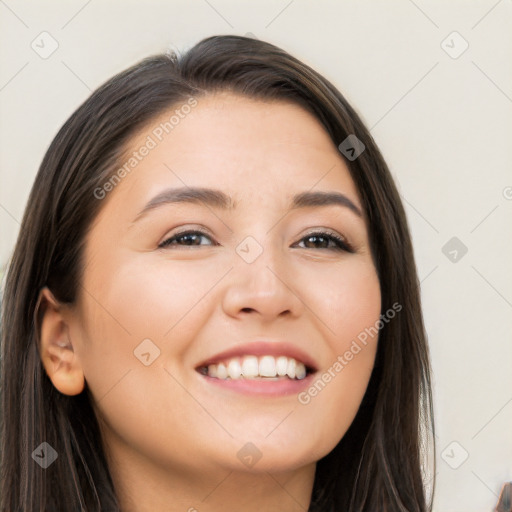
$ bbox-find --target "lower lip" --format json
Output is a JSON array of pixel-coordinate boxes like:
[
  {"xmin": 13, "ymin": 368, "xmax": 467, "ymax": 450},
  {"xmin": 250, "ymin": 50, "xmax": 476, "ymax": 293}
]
[{"xmin": 197, "ymin": 372, "xmax": 316, "ymax": 396}]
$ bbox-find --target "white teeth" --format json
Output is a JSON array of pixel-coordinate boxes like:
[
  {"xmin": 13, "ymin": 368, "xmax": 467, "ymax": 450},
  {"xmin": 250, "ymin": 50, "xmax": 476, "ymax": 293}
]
[
  {"xmin": 216, "ymin": 363, "xmax": 228, "ymax": 380},
  {"xmin": 259, "ymin": 355, "xmax": 276, "ymax": 377},
  {"xmin": 207, "ymin": 364, "xmax": 217, "ymax": 378},
  {"xmin": 295, "ymin": 362, "xmax": 306, "ymax": 380},
  {"xmin": 276, "ymin": 356, "xmax": 288, "ymax": 376},
  {"xmin": 286, "ymin": 358, "xmax": 296, "ymax": 379},
  {"xmin": 241, "ymin": 356, "xmax": 259, "ymax": 378},
  {"xmin": 227, "ymin": 359, "xmax": 242, "ymax": 379},
  {"xmin": 204, "ymin": 355, "xmax": 310, "ymax": 380}
]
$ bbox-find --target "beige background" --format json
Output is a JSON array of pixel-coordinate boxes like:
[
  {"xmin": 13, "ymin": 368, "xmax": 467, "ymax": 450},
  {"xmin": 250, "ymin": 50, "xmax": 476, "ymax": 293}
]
[{"xmin": 1, "ymin": 1, "xmax": 511, "ymax": 510}]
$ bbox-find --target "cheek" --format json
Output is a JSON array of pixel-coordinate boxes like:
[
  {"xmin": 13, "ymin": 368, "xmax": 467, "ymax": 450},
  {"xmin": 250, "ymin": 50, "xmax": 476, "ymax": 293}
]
[
  {"xmin": 73, "ymin": 256, "xmax": 225, "ymax": 465},
  {"xmin": 84, "ymin": 253, "xmax": 218, "ymax": 343},
  {"xmin": 74, "ymin": 254, "xmax": 222, "ymax": 394},
  {"xmin": 296, "ymin": 256, "xmax": 381, "ymax": 346},
  {"xmin": 292, "ymin": 257, "xmax": 381, "ymax": 445}
]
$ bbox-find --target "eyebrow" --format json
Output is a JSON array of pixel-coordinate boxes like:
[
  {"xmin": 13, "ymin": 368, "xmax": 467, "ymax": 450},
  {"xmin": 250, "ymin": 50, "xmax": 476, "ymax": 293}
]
[{"xmin": 132, "ymin": 186, "xmax": 363, "ymax": 222}]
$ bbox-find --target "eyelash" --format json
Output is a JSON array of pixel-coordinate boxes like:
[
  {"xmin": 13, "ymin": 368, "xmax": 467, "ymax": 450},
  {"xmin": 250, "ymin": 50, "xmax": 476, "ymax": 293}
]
[{"xmin": 158, "ymin": 229, "xmax": 354, "ymax": 253}]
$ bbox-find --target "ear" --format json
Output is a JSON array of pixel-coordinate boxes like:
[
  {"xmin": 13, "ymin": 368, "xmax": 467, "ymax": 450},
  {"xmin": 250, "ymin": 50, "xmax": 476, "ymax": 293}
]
[{"xmin": 36, "ymin": 286, "xmax": 85, "ymax": 396}]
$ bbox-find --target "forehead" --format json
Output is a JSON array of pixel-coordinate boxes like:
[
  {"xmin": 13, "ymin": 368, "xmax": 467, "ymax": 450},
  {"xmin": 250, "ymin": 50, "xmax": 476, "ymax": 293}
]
[{"xmin": 100, "ymin": 92, "xmax": 361, "ymax": 217}]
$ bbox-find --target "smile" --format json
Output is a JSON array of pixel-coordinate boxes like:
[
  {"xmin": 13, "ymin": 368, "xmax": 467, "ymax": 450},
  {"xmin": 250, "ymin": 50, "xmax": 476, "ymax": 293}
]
[
  {"xmin": 198, "ymin": 355, "xmax": 311, "ymax": 380},
  {"xmin": 195, "ymin": 340, "xmax": 319, "ymax": 396}
]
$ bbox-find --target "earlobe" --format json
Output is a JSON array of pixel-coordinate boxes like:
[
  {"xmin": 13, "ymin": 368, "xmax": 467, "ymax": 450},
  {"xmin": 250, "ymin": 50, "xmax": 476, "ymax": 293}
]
[{"xmin": 36, "ymin": 287, "xmax": 85, "ymax": 396}]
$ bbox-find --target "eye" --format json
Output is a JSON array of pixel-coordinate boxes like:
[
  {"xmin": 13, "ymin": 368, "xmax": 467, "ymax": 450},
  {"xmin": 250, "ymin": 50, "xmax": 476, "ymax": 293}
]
[
  {"xmin": 158, "ymin": 230, "xmax": 215, "ymax": 249},
  {"xmin": 158, "ymin": 228, "xmax": 353, "ymax": 252},
  {"xmin": 294, "ymin": 230, "xmax": 354, "ymax": 253}
]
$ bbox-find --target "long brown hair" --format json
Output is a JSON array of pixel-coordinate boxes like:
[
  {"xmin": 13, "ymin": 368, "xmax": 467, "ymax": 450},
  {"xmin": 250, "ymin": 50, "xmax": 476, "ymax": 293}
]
[{"xmin": 0, "ymin": 34, "xmax": 435, "ymax": 511}]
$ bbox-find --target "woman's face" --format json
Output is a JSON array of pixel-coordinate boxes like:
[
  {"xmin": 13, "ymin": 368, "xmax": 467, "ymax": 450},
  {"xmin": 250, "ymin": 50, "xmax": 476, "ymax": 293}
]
[{"xmin": 61, "ymin": 92, "xmax": 381, "ymax": 478}]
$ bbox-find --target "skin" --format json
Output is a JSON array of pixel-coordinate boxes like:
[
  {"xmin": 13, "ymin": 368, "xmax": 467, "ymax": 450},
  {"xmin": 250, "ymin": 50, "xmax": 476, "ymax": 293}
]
[{"xmin": 38, "ymin": 92, "xmax": 381, "ymax": 512}]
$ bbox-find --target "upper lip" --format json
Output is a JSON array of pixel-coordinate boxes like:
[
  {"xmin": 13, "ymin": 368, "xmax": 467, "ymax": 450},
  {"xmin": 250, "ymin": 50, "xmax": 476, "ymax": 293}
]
[{"xmin": 195, "ymin": 340, "xmax": 319, "ymax": 372}]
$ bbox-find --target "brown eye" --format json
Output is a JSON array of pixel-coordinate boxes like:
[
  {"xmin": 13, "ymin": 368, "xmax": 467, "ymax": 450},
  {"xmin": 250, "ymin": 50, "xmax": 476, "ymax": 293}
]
[
  {"xmin": 296, "ymin": 231, "xmax": 353, "ymax": 253},
  {"xmin": 159, "ymin": 230, "xmax": 214, "ymax": 248}
]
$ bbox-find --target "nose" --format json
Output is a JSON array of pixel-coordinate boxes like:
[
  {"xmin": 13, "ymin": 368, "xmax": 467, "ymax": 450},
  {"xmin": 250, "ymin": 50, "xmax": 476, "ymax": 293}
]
[{"xmin": 221, "ymin": 236, "xmax": 304, "ymax": 322}]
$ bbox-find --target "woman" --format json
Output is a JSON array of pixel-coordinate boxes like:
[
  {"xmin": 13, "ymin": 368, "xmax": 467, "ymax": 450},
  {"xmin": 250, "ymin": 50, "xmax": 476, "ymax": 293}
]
[{"xmin": 0, "ymin": 34, "xmax": 435, "ymax": 511}]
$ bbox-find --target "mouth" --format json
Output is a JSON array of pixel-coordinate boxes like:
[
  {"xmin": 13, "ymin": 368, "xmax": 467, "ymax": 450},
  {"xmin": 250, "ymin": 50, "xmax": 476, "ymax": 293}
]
[
  {"xmin": 195, "ymin": 342, "xmax": 319, "ymax": 395},
  {"xmin": 197, "ymin": 354, "xmax": 316, "ymax": 380}
]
